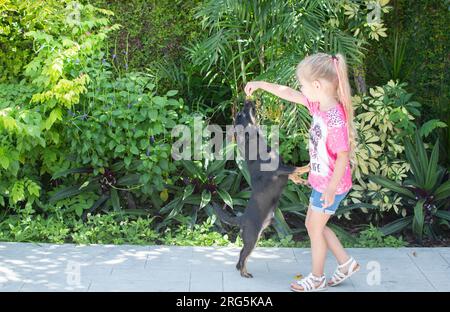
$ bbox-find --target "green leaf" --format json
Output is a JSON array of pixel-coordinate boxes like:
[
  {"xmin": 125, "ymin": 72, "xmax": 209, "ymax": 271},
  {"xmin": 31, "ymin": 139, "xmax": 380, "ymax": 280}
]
[
  {"xmin": 380, "ymin": 216, "xmax": 413, "ymax": 235},
  {"xmin": 419, "ymin": 119, "xmax": 447, "ymax": 138},
  {"xmin": 434, "ymin": 210, "xmax": 450, "ymax": 222},
  {"xmin": 328, "ymin": 223, "xmax": 357, "ymax": 244},
  {"xmin": 335, "ymin": 203, "xmax": 378, "ymax": 216},
  {"xmin": 130, "ymin": 145, "xmax": 139, "ymax": 155},
  {"xmin": 434, "ymin": 180, "xmax": 450, "ymax": 201},
  {"xmin": 404, "ymin": 138, "xmax": 423, "ymax": 184},
  {"xmin": 166, "ymin": 90, "xmax": 178, "ymax": 97},
  {"xmin": 160, "ymin": 196, "xmax": 182, "ymax": 214},
  {"xmin": 180, "ymin": 160, "xmax": 201, "ymax": 177},
  {"xmin": 424, "ymin": 141, "xmax": 439, "ymax": 190},
  {"xmin": 236, "ymin": 158, "xmax": 251, "ymax": 187},
  {"xmin": 183, "ymin": 184, "xmax": 195, "ymax": 200},
  {"xmin": 43, "ymin": 108, "xmax": 62, "ymax": 130},
  {"xmin": 148, "ymin": 110, "xmax": 158, "ymax": 120},
  {"xmin": 52, "ymin": 167, "xmax": 92, "ymax": 179},
  {"xmin": 206, "ymin": 159, "xmax": 227, "ymax": 175},
  {"xmin": 49, "ymin": 184, "xmax": 84, "ymax": 203},
  {"xmin": 167, "ymin": 197, "xmax": 185, "ymax": 219},
  {"xmin": 0, "ymin": 155, "xmax": 9, "ymax": 170},
  {"xmin": 117, "ymin": 174, "xmax": 140, "ymax": 186},
  {"xmin": 217, "ymin": 189, "xmax": 233, "ymax": 209},
  {"xmin": 272, "ymin": 208, "xmax": 291, "ymax": 237},
  {"xmin": 414, "ymin": 131, "xmax": 428, "ymax": 180},
  {"xmin": 200, "ymin": 189, "xmax": 211, "ymax": 209},
  {"xmin": 115, "ymin": 145, "xmax": 126, "ymax": 153},
  {"xmin": 111, "ymin": 188, "xmax": 121, "ymax": 212},
  {"xmin": 124, "ymin": 156, "xmax": 132, "ymax": 167},
  {"xmin": 79, "ymin": 181, "xmax": 90, "ymax": 190},
  {"xmin": 26, "ymin": 181, "xmax": 40, "ymax": 197},
  {"xmin": 412, "ymin": 199, "xmax": 425, "ymax": 241},
  {"xmin": 368, "ymin": 175, "xmax": 415, "ymax": 199},
  {"xmin": 11, "ymin": 181, "xmax": 25, "ymax": 204},
  {"xmin": 87, "ymin": 194, "xmax": 109, "ymax": 215}
]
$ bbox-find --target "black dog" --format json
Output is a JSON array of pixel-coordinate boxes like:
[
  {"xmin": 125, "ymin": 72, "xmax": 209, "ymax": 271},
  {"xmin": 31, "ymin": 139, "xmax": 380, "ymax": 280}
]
[{"xmin": 213, "ymin": 99, "xmax": 309, "ymax": 278}]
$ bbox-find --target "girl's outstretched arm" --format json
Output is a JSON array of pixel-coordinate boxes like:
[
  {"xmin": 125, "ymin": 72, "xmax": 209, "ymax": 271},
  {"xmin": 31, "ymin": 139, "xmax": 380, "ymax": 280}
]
[{"xmin": 244, "ymin": 81, "xmax": 308, "ymax": 107}]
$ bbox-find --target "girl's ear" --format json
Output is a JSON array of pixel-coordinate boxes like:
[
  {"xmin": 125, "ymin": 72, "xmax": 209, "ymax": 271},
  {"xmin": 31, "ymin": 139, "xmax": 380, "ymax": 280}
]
[{"xmin": 312, "ymin": 80, "xmax": 321, "ymax": 89}]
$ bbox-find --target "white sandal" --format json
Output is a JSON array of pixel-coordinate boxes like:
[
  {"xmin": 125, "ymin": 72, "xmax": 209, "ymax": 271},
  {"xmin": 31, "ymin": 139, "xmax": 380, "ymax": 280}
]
[
  {"xmin": 290, "ymin": 273, "xmax": 327, "ymax": 292},
  {"xmin": 328, "ymin": 256, "xmax": 360, "ymax": 287}
]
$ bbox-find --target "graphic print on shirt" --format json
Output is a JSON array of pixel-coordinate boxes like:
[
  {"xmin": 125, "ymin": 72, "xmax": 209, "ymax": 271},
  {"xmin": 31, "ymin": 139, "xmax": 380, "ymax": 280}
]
[{"xmin": 309, "ymin": 115, "xmax": 329, "ymax": 177}]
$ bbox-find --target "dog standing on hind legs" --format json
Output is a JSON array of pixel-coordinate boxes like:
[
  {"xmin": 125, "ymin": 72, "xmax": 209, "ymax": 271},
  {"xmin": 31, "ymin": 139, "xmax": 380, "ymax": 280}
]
[{"xmin": 213, "ymin": 99, "xmax": 309, "ymax": 278}]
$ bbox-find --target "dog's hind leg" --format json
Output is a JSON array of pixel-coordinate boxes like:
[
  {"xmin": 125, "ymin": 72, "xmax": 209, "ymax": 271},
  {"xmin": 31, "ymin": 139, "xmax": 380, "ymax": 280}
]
[{"xmin": 236, "ymin": 225, "xmax": 260, "ymax": 278}]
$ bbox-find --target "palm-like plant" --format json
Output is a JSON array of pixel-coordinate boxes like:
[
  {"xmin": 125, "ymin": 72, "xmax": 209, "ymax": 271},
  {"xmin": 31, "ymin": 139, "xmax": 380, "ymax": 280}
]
[
  {"xmin": 48, "ymin": 160, "xmax": 144, "ymax": 220},
  {"xmin": 187, "ymin": 0, "xmax": 365, "ymax": 119},
  {"xmin": 157, "ymin": 143, "xmax": 251, "ymax": 231},
  {"xmin": 369, "ymin": 132, "xmax": 450, "ymax": 242}
]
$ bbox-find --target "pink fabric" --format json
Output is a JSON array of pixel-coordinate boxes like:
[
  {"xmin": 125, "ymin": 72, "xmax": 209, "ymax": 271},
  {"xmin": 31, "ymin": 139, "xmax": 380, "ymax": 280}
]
[{"xmin": 300, "ymin": 95, "xmax": 352, "ymax": 194}]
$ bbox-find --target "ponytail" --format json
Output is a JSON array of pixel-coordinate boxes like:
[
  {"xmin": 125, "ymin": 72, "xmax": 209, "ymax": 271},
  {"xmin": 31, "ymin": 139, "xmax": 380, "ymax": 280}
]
[{"xmin": 332, "ymin": 53, "xmax": 358, "ymax": 170}]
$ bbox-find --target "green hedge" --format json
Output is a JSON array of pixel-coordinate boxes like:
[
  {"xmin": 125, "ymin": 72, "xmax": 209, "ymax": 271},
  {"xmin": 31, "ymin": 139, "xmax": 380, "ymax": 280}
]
[
  {"xmin": 365, "ymin": 0, "xmax": 449, "ymax": 165},
  {"xmin": 86, "ymin": 0, "xmax": 202, "ymax": 72}
]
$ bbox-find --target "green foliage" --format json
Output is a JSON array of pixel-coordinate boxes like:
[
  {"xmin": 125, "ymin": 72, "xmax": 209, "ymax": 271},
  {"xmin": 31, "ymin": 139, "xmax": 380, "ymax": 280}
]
[
  {"xmin": 87, "ymin": 0, "xmax": 202, "ymax": 74},
  {"xmin": 369, "ymin": 132, "xmax": 450, "ymax": 242},
  {"xmin": 162, "ymin": 217, "xmax": 231, "ymax": 246},
  {"xmin": 365, "ymin": 0, "xmax": 450, "ymax": 166},
  {"xmin": 343, "ymin": 224, "xmax": 406, "ymax": 248},
  {"xmin": 157, "ymin": 143, "xmax": 251, "ymax": 231},
  {"xmin": 0, "ymin": 211, "xmax": 409, "ymax": 248},
  {"xmin": 0, "ymin": 214, "xmax": 70, "ymax": 243},
  {"xmin": 71, "ymin": 213, "xmax": 158, "ymax": 245},
  {"xmin": 343, "ymin": 80, "xmax": 421, "ymax": 220},
  {"xmin": 257, "ymin": 234, "xmax": 309, "ymax": 248},
  {"xmin": 0, "ymin": 0, "xmax": 118, "ymax": 213},
  {"xmin": 188, "ymin": 0, "xmax": 372, "ymax": 114}
]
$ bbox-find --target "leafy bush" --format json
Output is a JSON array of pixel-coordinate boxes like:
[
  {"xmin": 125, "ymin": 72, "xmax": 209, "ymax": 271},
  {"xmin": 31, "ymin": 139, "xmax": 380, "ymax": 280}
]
[
  {"xmin": 344, "ymin": 224, "xmax": 406, "ymax": 248},
  {"xmin": 87, "ymin": 0, "xmax": 202, "ymax": 74},
  {"xmin": 343, "ymin": 80, "xmax": 421, "ymax": 221},
  {"xmin": 71, "ymin": 213, "xmax": 158, "ymax": 245},
  {"xmin": 369, "ymin": 132, "xmax": 450, "ymax": 242},
  {"xmin": 162, "ymin": 217, "xmax": 231, "ymax": 247},
  {"xmin": 365, "ymin": 0, "xmax": 449, "ymax": 166},
  {"xmin": 48, "ymin": 69, "xmax": 191, "ymax": 218},
  {"xmin": 0, "ymin": 214, "xmax": 70, "ymax": 243},
  {"xmin": 0, "ymin": 0, "xmax": 119, "ymax": 214}
]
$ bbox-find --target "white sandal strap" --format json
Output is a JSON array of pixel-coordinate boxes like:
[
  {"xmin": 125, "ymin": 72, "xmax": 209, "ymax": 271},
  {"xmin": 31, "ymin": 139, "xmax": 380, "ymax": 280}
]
[
  {"xmin": 330, "ymin": 257, "xmax": 359, "ymax": 285},
  {"xmin": 295, "ymin": 273, "xmax": 325, "ymax": 291},
  {"xmin": 337, "ymin": 256, "xmax": 354, "ymax": 269}
]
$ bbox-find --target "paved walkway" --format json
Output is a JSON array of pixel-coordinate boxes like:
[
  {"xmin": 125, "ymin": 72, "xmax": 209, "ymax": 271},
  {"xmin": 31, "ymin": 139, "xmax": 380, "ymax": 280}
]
[{"xmin": 0, "ymin": 242, "xmax": 449, "ymax": 292}]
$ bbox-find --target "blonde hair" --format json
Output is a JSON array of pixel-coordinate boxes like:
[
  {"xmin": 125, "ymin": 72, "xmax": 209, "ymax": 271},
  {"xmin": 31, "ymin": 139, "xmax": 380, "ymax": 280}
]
[{"xmin": 296, "ymin": 52, "xmax": 358, "ymax": 170}]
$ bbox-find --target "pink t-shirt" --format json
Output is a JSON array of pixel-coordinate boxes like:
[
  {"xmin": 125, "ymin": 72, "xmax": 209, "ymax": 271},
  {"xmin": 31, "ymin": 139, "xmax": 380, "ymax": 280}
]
[{"xmin": 301, "ymin": 96, "xmax": 352, "ymax": 194}]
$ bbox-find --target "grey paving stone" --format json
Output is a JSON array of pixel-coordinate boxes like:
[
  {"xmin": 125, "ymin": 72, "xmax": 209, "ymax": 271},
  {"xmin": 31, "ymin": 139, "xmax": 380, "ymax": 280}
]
[
  {"xmin": 1, "ymin": 243, "xmax": 449, "ymax": 292},
  {"xmin": 189, "ymin": 271, "xmax": 223, "ymax": 292}
]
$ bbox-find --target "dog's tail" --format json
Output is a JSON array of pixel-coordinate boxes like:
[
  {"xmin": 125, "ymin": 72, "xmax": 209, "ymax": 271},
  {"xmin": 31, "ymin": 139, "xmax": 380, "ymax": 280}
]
[{"xmin": 212, "ymin": 202, "xmax": 241, "ymax": 226}]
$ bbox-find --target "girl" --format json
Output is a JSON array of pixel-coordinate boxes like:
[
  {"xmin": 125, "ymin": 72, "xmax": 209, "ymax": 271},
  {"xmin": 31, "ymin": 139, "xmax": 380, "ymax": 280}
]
[{"xmin": 244, "ymin": 52, "xmax": 360, "ymax": 292}]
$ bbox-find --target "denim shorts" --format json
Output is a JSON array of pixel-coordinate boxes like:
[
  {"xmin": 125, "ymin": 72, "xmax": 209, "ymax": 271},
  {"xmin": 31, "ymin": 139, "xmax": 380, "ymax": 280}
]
[{"xmin": 309, "ymin": 188, "xmax": 349, "ymax": 215}]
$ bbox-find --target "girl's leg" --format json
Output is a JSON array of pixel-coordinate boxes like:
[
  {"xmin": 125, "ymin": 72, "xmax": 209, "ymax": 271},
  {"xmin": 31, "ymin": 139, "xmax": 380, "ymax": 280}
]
[
  {"xmin": 291, "ymin": 206, "xmax": 330, "ymax": 291},
  {"xmin": 305, "ymin": 208, "xmax": 331, "ymax": 277},
  {"xmin": 323, "ymin": 226, "xmax": 350, "ymax": 265},
  {"xmin": 305, "ymin": 206, "xmax": 349, "ymax": 266}
]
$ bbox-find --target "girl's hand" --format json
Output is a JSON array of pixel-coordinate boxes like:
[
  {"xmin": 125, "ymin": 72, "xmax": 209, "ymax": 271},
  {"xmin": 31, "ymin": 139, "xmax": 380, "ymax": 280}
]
[
  {"xmin": 244, "ymin": 81, "xmax": 263, "ymax": 96},
  {"xmin": 288, "ymin": 165, "xmax": 310, "ymax": 185},
  {"xmin": 320, "ymin": 186, "xmax": 336, "ymax": 208}
]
